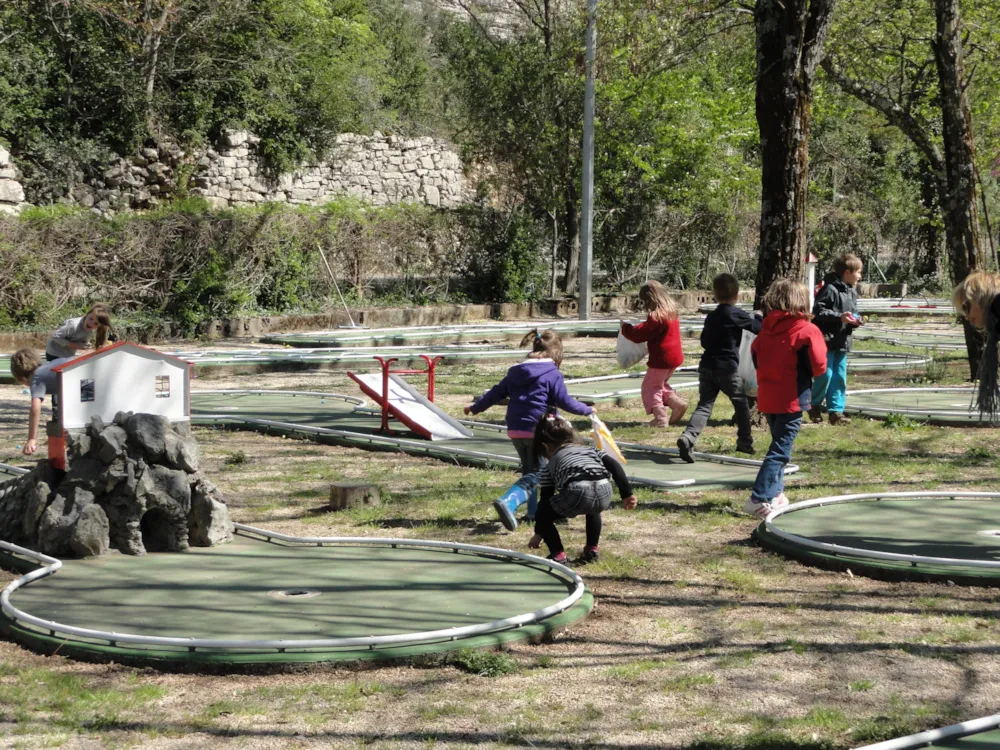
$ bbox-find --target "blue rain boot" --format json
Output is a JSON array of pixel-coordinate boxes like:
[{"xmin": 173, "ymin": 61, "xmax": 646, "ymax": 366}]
[
  {"xmin": 493, "ymin": 473, "xmax": 539, "ymax": 531},
  {"xmin": 523, "ymin": 487, "xmax": 538, "ymax": 522}
]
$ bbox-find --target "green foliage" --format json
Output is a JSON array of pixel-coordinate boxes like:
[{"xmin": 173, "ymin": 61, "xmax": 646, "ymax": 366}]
[
  {"xmin": 449, "ymin": 648, "xmax": 519, "ymax": 678},
  {"xmin": 883, "ymin": 412, "xmax": 919, "ymax": 430},
  {"xmin": 459, "ymin": 202, "xmax": 545, "ymax": 303}
]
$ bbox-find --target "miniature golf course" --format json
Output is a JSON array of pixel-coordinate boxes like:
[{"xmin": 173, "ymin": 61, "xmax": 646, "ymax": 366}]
[
  {"xmin": 755, "ymin": 492, "xmax": 1000, "ymax": 584},
  {"xmin": 1, "ymin": 526, "xmax": 591, "ymax": 665},
  {"xmin": 189, "ymin": 390, "xmax": 794, "ymax": 490},
  {"xmin": 854, "ymin": 714, "xmax": 1000, "ymax": 749},
  {"xmin": 844, "ymin": 387, "xmax": 987, "ymax": 424}
]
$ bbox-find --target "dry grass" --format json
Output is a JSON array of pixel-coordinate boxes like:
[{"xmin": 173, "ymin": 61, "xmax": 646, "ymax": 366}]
[{"xmin": 0, "ymin": 320, "xmax": 996, "ymax": 749}]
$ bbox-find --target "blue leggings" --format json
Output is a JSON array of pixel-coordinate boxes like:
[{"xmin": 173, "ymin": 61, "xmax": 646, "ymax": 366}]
[{"xmin": 811, "ymin": 351, "xmax": 849, "ymax": 413}]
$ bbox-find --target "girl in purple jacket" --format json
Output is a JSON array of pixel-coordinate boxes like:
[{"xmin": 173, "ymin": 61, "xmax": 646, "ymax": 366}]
[{"xmin": 465, "ymin": 329, "xmax": 595, "ymax": 478}]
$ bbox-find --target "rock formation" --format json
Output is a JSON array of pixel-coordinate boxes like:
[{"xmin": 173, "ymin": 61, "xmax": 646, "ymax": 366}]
[{"xmin": 0, "ymin": 412, "xmax": 233, "ymax": 558}]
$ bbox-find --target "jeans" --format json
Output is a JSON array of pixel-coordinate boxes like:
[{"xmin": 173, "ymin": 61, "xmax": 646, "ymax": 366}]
[
  {"xmin": 750, "ymin": 413, "xmax": 802, "ymax": 502},
  {"xmin": 511, "ymin": 438, "xmax": 546, "ymax": 476},
  {"xmin": 681, "ymin": 368, "xmax": 752, "ymax": 447},
  {"xmin": 811, "ymin": 351, "xmax": 849, "ymax": 413},
  {"xmin": 534, "ymin": 481, "xmax": 610, "ymax": 556}
]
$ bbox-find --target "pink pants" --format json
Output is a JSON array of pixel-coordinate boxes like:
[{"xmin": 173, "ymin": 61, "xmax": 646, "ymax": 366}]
[{"xmin": 641, "ymin": 367, "xmax": 678, "ymax": 414}]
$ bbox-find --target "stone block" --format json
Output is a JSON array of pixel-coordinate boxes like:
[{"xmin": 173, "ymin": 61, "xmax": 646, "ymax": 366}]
[
  {"xmin": 125, "ymin": 413, "xmax": 171, "ymax": 461},
  {"xmin": 70, "ymin": 504, "xmax": 109, "ymax": 557},
  {"xmin": 0, "ymin": 145, "xmax": 9, "ymax": 166},
  {"xmin": 329, "ymin": 482, "xmax": 381, "ymax": 511},
  {"xmin": 0, "ymin": 180, "xmax": 25, "ymax": 204}
]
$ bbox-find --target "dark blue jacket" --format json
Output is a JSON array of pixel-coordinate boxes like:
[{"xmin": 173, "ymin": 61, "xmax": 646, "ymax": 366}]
[
  {"xmin": 699, "ymin": 303, "xmax": 763, "ymax": 373},
  {"xmin": 813, "ymin": 273, "xmax": 859, "ymax": 352},
  {"xmin": 471, "ymin": 359, "xmax": 593, "ymax": 432}
]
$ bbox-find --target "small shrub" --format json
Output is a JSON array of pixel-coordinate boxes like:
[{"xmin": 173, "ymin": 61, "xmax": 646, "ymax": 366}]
[
  {"xmin": 449, "ymin": 648, "xmax": 518, "ymax": 677},
  {"xmin": 224, "ymin": 450, "xmax": 249, "ymax": 466},
  {"xmin": 883, "ymin": 412, "xmax": 918, "ymax": 429}
]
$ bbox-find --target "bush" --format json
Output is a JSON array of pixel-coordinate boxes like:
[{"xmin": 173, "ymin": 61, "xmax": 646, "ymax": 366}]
[
  {"xmin": 458, "ymin": 202, "xmax": 545, "ymax": 303},
  {"xmin": 0, "ymin": 199, "xmax": 460, "ymax": 331}
]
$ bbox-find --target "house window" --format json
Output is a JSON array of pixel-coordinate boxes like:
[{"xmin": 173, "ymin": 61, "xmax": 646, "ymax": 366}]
[
  {"xmin": 80, "ymin": 379, "xmax": 95, "ymax": 402},
  {"xmin": 155, "ymin": 375, "xmax": 170, "ymax": 398}
]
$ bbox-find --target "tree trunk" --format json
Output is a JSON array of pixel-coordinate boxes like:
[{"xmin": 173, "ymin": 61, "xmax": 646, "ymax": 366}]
[
  {"xmin": 915, "ymin": 161, "xmax": 942, "ymax": 280},
  {"xmin": 933, "ymin": 0, "xmax": 987, "ymax": 378},
  {"xmin": 753, "ymin": 0, "xmax": 835, "ymax": 309},
  {"xmin": 561, "ymin": 184, "xmax": 580, "ymax": 293}
]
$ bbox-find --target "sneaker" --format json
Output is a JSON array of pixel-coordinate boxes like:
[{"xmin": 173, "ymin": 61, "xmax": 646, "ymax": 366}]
[
  {"xmin": 735, "ymin": 442, "xmax": 754, "ymax": 455},
  {"xmin": 741, "ymin": 493, "xmax": 789, "ymax": 519},
  {"xmin": 546, "ymin": 552, "xmax": 570, "ymax": 564},
  {"xmin": 676, "ymin": 437, "xmax": 695, "ymax": 463},
  {"xmin": 807, "ymin": 406, "xmax": 823, "ymax": 424},
  {"xmin": 576, "ymin": 548, "xmax": 600, "ymax": 565},
  {"xmin": 829, "ymin": 412, "xmax": 851, "ymax": 426}
]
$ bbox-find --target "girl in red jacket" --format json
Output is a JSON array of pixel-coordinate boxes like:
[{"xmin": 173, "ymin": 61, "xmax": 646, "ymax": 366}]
[
  {"xmin": 621, "ymin": 280, "xmax": 686, "ymax": 427},
  {"xmin": 744, "ymin": 279, "xmax": 827, "ymax": 519}
]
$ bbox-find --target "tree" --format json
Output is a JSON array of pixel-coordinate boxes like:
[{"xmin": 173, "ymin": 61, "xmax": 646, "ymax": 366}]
[
  {"xmin": 753, "ymin": 0, "xmax": 836, "ymax": 309},
  {"xmin": 821, "ymin": 0, "xmax": 993, "ymax": 375}
]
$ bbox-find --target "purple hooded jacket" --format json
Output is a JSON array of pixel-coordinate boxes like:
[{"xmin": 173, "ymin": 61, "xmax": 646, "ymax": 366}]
[{"xmin": 470, "ymin": 358, "xmax": 593, "ymax": 432}]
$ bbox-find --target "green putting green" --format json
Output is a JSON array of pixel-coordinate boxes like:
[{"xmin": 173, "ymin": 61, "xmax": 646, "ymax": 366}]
[
  {"xmin": 844, "ymin": 387, "xmax": 985, "ymax": 424},
  {"xmin": 2, "ymin": 531, "xmax": 591, "ymax": 665},
  {"xmin": 564, "ymin": 371, "xmax": 700, "ymax": 402},
  {"xmin": 756, "ymin": 494, "xmax": 1000, "ymax": 583},
  {"xmin": 191, "ymin": 390, "xmax": 790, "ymax": 491},
  {"xmin": 927, "ymin": 731, "xmax": 1000, "ymax": 748}
]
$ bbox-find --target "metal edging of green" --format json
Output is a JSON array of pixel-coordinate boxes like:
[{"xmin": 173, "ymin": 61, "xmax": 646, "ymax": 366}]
[
  {"xmin": 754, "ymin": 492, "xmax": 1000, "ymax": 585},
  {"xmin": 0, "ymin": 528, "xmax": 594, "ymax": 666},
  {"xmin": 843, "ymin": 387, "xmax": 988, "ymax": 426},
  {"xmin": 852, "ymin": 714, "xmax": 1000, "ymax": 750}
]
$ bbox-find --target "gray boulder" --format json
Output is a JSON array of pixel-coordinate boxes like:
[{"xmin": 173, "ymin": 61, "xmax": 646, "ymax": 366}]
[
  {"xmin": 164, "ymin": 431, "xmax": 199, "ymax": 473},
  {"xmin": 37, "ymin": 486, "xmax": 94, "ymax": 555},
  {"xmin": 189, "ymin": 479, "xmax": 233, "ymax": 547},
  {"xmin": 96, "ymin": 425, "xmax": 128, "ymax": 463},
  {"xmin": 22, "ymin": 481, "xmax": 51, "ymax": 539},
  {"xmin": 125, "ymin": 414, "xmax": 170, "ymax": 460},
  {"xmin": 70, "ymin": 504, "xmax": 110, "ymax": 557}
]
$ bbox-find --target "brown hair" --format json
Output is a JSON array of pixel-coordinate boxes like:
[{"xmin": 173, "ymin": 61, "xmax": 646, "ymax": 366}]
[
  {"xmin": 519, "ymin": 328, "xmax": 564, "ymax": 367},
  {"xmin": 712, "ymin": 273, "xmax": 740, "ymax": 303},
  {"xmin": 10, "ymin": 348, "xmax": 42, "ymax": 384},
  {"xmin": 639, "ymin": 280, "xmax": 678, "ymax": 323},
  {"xmin": 953, "ymin": 271, "xmax": 1000, "ymax": 328},
  {"xmin": 87, "ymin": 303, "xmax": 112, "ymax": 349},
  {"xmin": 533, "ymin": 414, "xmax": 583, "ymax": 459},
  {"xmin": 832, "ymin": 253, "xmax": 863, "ymax": 277},
  {"xmin": 763, "ymin": 279, "xmax": 812, "ymax": 318}
]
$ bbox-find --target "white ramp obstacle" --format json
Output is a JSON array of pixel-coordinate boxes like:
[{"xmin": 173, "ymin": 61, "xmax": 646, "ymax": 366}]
[{"xmin": 349, "ymin": 372, "xmax": 473, "ymax": 441}]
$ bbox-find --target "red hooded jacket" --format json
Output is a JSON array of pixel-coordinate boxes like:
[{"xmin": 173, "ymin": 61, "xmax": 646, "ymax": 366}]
[
  {"xmin": 751, "ymin": 311, "xmax": 827, "ymax": 414},
  {"xmin": 621, "ymin": 316, "xmax": 684, "ymax": 370}
]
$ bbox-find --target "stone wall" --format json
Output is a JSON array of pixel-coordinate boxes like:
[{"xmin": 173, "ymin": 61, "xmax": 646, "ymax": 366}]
[
  {"xmin": 191, "ymin": 131, "xmax": 465, "ymax": 209},
  {"xmin": 0, "ymin": 145, "xmax": 27, "ymax": 216}
]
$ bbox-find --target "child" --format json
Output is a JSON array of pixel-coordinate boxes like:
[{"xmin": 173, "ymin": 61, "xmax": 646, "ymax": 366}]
[
  {"xmin": 528, "ymin": 415, "xmax": 636, "ymax": 564},
  {"xmin": 620, "ymin": 280, "xmax": 686, "ymax": 427},
  {"xmin": 953, "ymin": 271, "xmax": 1000, "ymax": 417},
  {"xmin": 743, "ymin": 279, "xmax": 827, "ymax": 519},
  {"xmin": 46, "ymin": 303, "xmax": 112, "ymax": 361},
  {"xmin": 677, "ymin": 273, "xmax": 762, "ymax": 462},
  {"xmin": 808, "ymin": 254, "xmax": 863, "ymax": 425},
  {"xmin": 10, "ymin": 349, "xmax": 68, "ymax": 456},
  {"xmin": 465, "ymin": 329, "xmax": 595, "ymax": 523}
]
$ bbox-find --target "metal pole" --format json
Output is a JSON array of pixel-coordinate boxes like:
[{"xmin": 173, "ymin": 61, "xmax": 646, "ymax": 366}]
[{"xmin": 578, "ymin": 0, "xmax": 597, "ymax": 321}]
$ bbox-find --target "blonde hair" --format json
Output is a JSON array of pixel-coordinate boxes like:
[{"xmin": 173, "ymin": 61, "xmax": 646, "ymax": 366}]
[
  {"xmin": 519, "ymin": 328, "xmax": 564, "ymax": 367},
  {"xmin": 833, "ymin": 253, "xmax": 863, "ymax": 276},
  {"xmin": 10, "ymin": 348, "xmax": 42, "ymax": 384},
  {"xmin": 87, "ymin": 303, "xmax": 112, "ymax": 349},
  {"xmin": 763, "ymin": 279, "xmax": 811, "ymax": 318},
  {"xmin": 639, "ymin": 280, "xmax": 677, "ymax": 323},
  {"xmin": 953, "ymin": 272, "xmax": 1000, "ymax": 327}
]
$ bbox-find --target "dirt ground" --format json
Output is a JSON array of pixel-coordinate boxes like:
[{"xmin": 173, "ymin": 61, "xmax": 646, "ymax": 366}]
[{"xmin": 1, "ymin": 320, "xmax": 998, "ymax": 750}]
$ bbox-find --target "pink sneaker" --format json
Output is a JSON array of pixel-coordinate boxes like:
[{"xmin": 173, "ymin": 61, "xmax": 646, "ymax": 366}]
[{"xmin": 742, "ymin": 493, "xmax": 789, "ymax": 519}]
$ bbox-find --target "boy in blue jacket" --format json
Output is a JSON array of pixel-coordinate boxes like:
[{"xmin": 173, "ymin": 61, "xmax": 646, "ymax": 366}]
[{"xmin": 677, "ymin": 274, "xmax": 761, "ymax": 462}]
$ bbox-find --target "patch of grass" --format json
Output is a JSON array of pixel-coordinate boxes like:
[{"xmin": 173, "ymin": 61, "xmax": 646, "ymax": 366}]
[
  {"xmin": 606, "ymin": 658, "xmax": 676, "ymax": 682},
  {"xmin": 849, "ymin": 679, "xmax": 875, "ymax": 692},
  {"xmin": 716, "ymin": 650, "xmax": 759, "ymax": 669},
  {"xmin": 589, "ymin": 552, "xmax": 646, "ymax": 578},
  {"xmin": 691, "ymin": 729, "xmax": 837, "ymax": 749},
  {"xmin": 450, "ymin": 648, "xmax": 518, "ymax": 677},
  {"xmin": 223, "ymin": 449, "xmax": 250, "ymax": 465},
  {"xmin": 419, "ymin": 702, "xmax": 469, "ymax": 721},
  {"xmin": 883, "ymin": 412, "xmax": 919, "ymax": 429},
  {"xmin": 785, "ymin": 638, "xmax": 808, "ymax": 655}
]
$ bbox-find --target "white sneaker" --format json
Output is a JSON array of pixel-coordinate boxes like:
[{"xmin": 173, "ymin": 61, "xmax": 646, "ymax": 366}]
[{"xmin": 742, "ymin": 493, "xmax": 789, "ymax": 519}]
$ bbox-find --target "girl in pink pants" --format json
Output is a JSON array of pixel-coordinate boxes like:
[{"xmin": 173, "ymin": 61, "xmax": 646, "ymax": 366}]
[{"xmin": 621, "ymin": 280, "xmax": 686, "ymax": 427}]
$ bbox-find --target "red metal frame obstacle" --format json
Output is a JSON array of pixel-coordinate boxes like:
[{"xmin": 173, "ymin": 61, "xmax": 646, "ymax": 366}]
[{"xmin": 373, "ymin": 355, "xmax": 443, "ymax": 434}]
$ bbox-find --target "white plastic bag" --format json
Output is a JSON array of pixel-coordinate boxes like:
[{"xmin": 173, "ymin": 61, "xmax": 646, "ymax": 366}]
[
  {"xmin": 738, "ymin": 330, "xmax": 758, "ymax": 397},
  {"xmin": 616, "ymin": 328, "xmax": 647, "ymax": 369},
  {"xmin": 591, "ymin": 414, "xmax": 626, "ymax": 464}
]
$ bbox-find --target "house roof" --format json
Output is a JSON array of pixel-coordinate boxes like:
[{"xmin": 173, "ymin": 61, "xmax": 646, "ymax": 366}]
[{"xmin": 51, "ymin": 341, "xmax": 192, "ymax": 373}]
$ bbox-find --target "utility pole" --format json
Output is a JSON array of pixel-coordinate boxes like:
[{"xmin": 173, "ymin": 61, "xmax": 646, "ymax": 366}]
[{"xmin": 578, "ymin": 0, "xmax": 597, "ymax": 320}]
